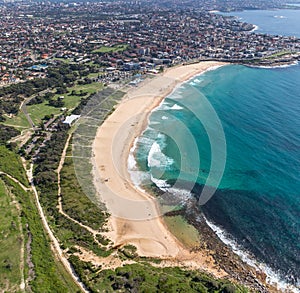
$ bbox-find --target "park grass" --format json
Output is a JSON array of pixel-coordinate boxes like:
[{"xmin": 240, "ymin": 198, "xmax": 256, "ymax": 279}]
[
  {"xmin": 0, "ymin": 145, "xmax": 28, "ymax": 187},
  {"xmin": 4, "ymin": 111, "xmax": 31, "ymax": 129},
  {"xmin": 0, "ymin": 179, "xmax": 23, "ymax": 292},
  {"xmin": 87, "ymin": 72, "xmax": 102, "ymax": 79},
  {"xmin": 67, "ymin": 81, "xmax": 104, "ymax": 95},
  {"xmin": 27, "ymin": 81, "xmax": 103, "ymax": 125},
  {"xmin": 28, "ymin": 101, "xmax": 62, "ymax": 125},
  {"xmin": 53, "ymin": 57, "xmax": 74, "ymax": 64},
  {"xmin": 36, "ymin": 82, "xmax": 104, "ymax": 116},
  {"xmin": 265, "ymin": 50, "xmax": 291, "ymax": 59},
  {"xmin": 7, "ymin": 81, "xmax": 104, "ymax": 127},
  {"xmin": 5, "ymin": 100, "xmax": 62, "ymax": 128},
  {"xmin": 92, "ymin": 44, "xmax": 128, "ymax": 54}
]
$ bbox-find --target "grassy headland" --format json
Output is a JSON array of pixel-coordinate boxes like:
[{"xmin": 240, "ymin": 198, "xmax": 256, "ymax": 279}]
[{"xmin": 0, "ymin": 146, "xmax": 81, "ymax": 292}]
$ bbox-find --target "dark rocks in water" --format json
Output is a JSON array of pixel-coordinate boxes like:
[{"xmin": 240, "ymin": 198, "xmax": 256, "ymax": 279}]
[{"xmin": 148, "ymin": 181, "xmax": 271, "ymax": 292}]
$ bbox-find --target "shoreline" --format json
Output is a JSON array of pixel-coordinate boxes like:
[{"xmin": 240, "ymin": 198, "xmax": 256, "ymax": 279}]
[
  {"xmin": 93, "ymin": 61, "xmax": 227, "ymax": 254},
  {"xmin": 92, "ymin": 61, "xmax": 275, "ymax": 291}
]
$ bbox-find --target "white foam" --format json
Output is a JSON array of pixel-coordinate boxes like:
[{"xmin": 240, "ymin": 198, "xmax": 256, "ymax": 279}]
[
  {"xmin": 249, "ymin": 25, "xmax": 259, "ymax": 33},
  {"xmin": 204, "ymin": 217, "xmax": 300, "ymax": 293},
  {"xmin": 149, "ymin": 175, "xmax": 192, "ymax": 205},
  {"xmin": 161, "ymin": 116, "xmax": 168, "ymax": 120},
  {"xmin": 148, "ymin": 142, "xmax": 162, "ymax": 168},
  {"xmin": 127, "ymin": 137, "xmax": 151, "ymax": 192},
  {"xmin": 129, "ymin": 170, "xmax": 149, "ymax": 191},
  {"xmin": 149, "ymin": 121, "xmax": 160, "ymax": 125},
  {"xmin": 150, "ymin": 174, "xmax": 171, "ymax": 189},
  {"xmin": 247, "ymin": 60, "xmax": 299, "ymax": 69},
  {"xmin": 147, "ymin": 141, "xmax": 174, "ymax": 169},
  {"xmin": 170, "ymin": 104, "xmax": 184, "ymax": 110},
  {"xmin": 166, "ymin": 187, "xmax": 191, "ymax": 203},
  {"xmin": 138, "ymin": 135, "xmax": 154, "ymax": 147},
  {"xmin": 158, "ymin": 102, "xmax": 184, "ymax": 111},
  {"xmin": 128, "ymin": 151, "xmax": 137, "ymax": 170},
  {"xmin": 205, "ymin": 65, "xmax": 226, "ymax": 72},
  {"xmin": 128, "ymin": 137, "xmax": 139, "ymax": 170},
  {"xmin": 193, "ymin": 78, "xmax": 203, "ymax": 84}
]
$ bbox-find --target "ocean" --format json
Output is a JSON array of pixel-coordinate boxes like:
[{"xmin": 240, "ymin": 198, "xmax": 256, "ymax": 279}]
[
  {"xmin": 221, "ymin": 8, "xmax": 300, "ymax": 37},
  {"xmin": 130, "ymin": 9, "xmax": 300, "ymax": 291}
]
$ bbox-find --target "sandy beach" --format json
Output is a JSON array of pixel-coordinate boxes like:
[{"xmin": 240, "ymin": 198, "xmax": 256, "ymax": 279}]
[{"xmin": 92, "ymin": 61, "xmax": 228, "ymax": 274}]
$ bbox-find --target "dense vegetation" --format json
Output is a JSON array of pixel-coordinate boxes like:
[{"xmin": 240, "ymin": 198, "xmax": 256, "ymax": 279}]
[
  {"xmin": 0, "ymin": 63, "xmax": 99, "ymax": 121},
  {"xmin": 33, "ymin": 122, "xmax": 111, "ymax": 257},
  {"xmin": 33, "ymin": 123, "xmax": 69, "ymax": 194},
  {"xmin": 68, "ymin": 260, "xmax": 248, "ymax": 293},
  {"xmin": 0, "ymin": 124, "xmax": 20, "ymax": 145},
  {"xmin": 0, "ymin": 74, "xmax": 253, "ymax": 292}
]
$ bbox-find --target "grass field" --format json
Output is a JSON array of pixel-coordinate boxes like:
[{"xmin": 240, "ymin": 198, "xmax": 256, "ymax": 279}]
[
  {"xmin": 87, "ymin": 72, "xmax": 102, "ymax": 79},
  {"xmin": 92, "ymin": 44, "xmax": 128, "ymax": 54},
  {"xmin": 266, "ymin": 50, "xmax": 291, "ymax": 59},
  {"xmin": 6, "ymin": 82, "xmax": 104, "ymax": 128},
  {"xmin": 60, "ymin": 145, "xmax": 108, "ymax": 231},
  {"xmin": 0, "ymin": 145, "xmax": 80, "ymax": 292},
  {"xmin": 53, "ymin": 57, "xmax": 73, "ymax": 64},
  {"xmin": 4, "ymin": 177, "xmax": 81, "ymax": 293},
  {"xmin": 67, "ymin": 82, "xmax": 104, "ymax": 96},
  {"xmin": 28, "ymin": 101, "xmax": 62, "ymax": 125},
  {"xmin": 0, "ymin": 145, "xmax": 28, "ymax": 187},
  {"xmin": 0, "ymin": 179, "xmax": 23, "ymax": 292},
  {"xmin": 3, "ymin": 112, "xmax": 31, "ymax": 129}
]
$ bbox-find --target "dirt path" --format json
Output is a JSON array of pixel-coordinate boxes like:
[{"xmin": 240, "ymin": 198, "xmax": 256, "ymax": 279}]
[
  {"xmin": 1, "ymin": 169, "xmax": 88, "ymax": 292},
  {"xmin": 25, "ymin": 164, "xmax": 88, "ymax": 293},
  {"xmin": 56, "ymin": 133, "xmax": 104, "ymax": 246},
  {"xmin": 9, "ymin": 129, "xmax": 33, "ymax": 148}
]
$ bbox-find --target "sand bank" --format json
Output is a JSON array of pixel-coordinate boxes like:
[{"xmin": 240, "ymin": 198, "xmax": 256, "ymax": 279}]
[{"xmin": 92, "ymin": 61, "xmax": 228, "ymax": 274}]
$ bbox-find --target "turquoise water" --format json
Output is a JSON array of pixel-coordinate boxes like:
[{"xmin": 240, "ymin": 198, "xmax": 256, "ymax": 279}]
[{"xmin": 132, "ymin": 9, "xmax": 300, "ymax": 289}]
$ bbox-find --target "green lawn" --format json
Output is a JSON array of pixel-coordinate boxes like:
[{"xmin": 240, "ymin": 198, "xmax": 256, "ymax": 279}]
[
  {"xmin": 92, "ymin": 44, "xmax": 128, "ymax": 54},
  {"xmin": 87, "ymin": 72, "xmax": 102, "ymax": 79},
  {"xmin": 67, "ymin": 82, "xmax": 104, "ymax": 95},
  {"xmin": 4, "ymin": 112, "xmax": 31, "ymax": 128},
  {"xmin": 28, "ymin": 101, "xmax": 62, "ymax": 125},
  {"xmin": 53, "ymin": 57, "xmax": 74, "ymax": 64},
  {"xmin": 266, "ymin": 50, "xmax": 291, "ymax": 59},
  {"xmin": 7, "ymin": 82, "xmax": 104, "ymax": 127},
  {"xmin": 0, "ymin": 179, "xmax": 23, "ymax": 292}
]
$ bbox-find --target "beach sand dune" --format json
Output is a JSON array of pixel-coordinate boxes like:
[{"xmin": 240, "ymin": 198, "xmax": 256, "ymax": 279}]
[{"xmin": 93, "ymin": 61, "xmax": 227, "ymax": 261}]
